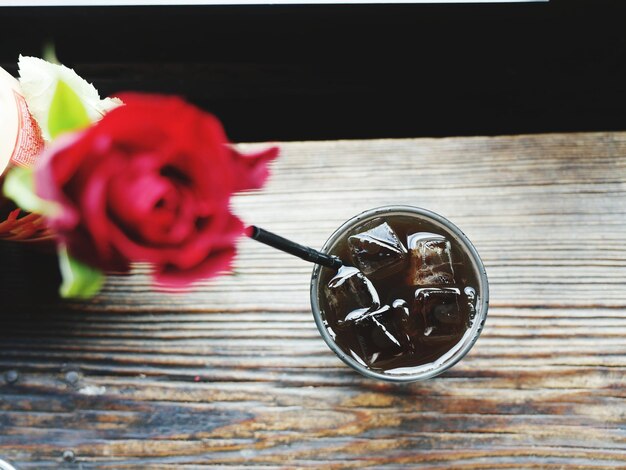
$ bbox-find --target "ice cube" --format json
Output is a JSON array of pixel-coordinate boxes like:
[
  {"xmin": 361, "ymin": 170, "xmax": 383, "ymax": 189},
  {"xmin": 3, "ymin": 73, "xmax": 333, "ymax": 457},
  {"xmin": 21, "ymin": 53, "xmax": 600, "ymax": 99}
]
[
  {"xmin": 406, "ymin": 232, "xmax": 455, "ymax": 286},
  {"xmin": 351, "ymin": 304, "xmax": 412, "ymax": 366},
  {"xmin": 391, "ymin": 298, "xmax": 412, "ymax": 335},
  {"xmin": 348, "ymin": 220, "xmax": 407, "ymax": 278},
  {"xmin": 414, "ymin": 287, "xmax": 463, "ymax": 338},
  {"xmin": 393, "ymin": 297, "xmax": 423, "ymax": 339},
  {"xmin": 326, "ymin": 266, "xmax": 380, "ymax": 323}
]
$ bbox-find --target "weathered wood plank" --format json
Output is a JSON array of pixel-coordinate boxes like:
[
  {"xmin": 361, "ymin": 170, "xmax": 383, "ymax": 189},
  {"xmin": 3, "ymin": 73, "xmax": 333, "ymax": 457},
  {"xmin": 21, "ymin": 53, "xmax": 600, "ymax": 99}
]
[{"xmin": 1, "ymin": 132, "xmax": 625, "ymax": 467}]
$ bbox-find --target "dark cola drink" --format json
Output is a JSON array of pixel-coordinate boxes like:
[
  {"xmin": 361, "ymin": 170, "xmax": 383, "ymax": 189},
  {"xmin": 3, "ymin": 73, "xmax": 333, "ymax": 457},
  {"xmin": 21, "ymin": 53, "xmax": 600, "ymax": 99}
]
[{"xmin": 311, "ymin": 207, "xmax": 488, "ymax": 381}]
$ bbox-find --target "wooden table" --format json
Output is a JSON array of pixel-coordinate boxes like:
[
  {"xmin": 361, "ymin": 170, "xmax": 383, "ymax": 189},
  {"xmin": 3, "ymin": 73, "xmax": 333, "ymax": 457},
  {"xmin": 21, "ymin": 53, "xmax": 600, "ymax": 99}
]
[{"xmin": 1, "ymin": 133, "xmax": 625, "ymax": 468}]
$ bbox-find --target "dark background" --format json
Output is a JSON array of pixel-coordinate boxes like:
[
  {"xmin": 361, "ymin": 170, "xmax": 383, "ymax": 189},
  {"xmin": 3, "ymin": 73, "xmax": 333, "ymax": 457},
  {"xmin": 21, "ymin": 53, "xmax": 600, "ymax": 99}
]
[{"xmin": 0, "ymin": 0, "xmax": 624, "ymax": 142}]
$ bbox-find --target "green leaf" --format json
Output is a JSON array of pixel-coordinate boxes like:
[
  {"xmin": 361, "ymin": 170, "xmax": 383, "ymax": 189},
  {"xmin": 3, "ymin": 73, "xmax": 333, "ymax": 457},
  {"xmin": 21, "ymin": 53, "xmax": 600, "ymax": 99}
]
[
  {"xmin": 58, "ymin": 247, "xmax": 104, "ymax": 299},
  {"xmin": 2, "ymin": 166, "xmax": 58, "ymax": 215},
  {"xmin": 48, "ymin": 79, "xmax": 91, "ymax": 140}
]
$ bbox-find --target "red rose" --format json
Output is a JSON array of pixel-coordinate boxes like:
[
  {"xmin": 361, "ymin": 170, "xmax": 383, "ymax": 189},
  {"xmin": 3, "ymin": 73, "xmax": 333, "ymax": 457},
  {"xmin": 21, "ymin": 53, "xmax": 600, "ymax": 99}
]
[{"xmin": 35, "ymin": 93, "xmax": 278, "ymax": 287}]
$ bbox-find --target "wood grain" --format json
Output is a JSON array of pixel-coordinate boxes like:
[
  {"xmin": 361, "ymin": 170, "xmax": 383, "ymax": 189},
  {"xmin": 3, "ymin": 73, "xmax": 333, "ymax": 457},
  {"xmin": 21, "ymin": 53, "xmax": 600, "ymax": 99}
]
[{"xmin": 0, "ymin": 133, "xmax": 625, "ymax": 468}]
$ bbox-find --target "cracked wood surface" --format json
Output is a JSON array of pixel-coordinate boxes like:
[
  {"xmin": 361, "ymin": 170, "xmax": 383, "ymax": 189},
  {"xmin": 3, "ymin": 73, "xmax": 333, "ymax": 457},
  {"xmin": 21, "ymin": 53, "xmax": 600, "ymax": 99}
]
[{"xmin": 0, "ymin": 132, "xmax": 625, "ymax": 468}]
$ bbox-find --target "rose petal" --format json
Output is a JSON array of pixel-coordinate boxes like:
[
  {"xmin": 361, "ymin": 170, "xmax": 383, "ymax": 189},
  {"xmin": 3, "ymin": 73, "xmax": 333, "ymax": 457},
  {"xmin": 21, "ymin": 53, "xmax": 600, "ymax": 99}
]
[
  {"xmin": 106, "ymin": 208, "xmax": 243, "ymax": 271},
  {"xmin": 230, "ymin": 146, "xmax": 279, "ymax": 192},
  {"xmin": 107, "ymin": 154, "xmax": 197, "ymax": 246},
  {"xmin": 34, "ymin": 133, "xmax": 87, "ymax": 231},
  {"xmin": 79, "ymin": 158, "xmax": 121, "ymax": 257},
  {"xmin": 64, "ymin": 227, "xmax": 130, "ymax": 273}
]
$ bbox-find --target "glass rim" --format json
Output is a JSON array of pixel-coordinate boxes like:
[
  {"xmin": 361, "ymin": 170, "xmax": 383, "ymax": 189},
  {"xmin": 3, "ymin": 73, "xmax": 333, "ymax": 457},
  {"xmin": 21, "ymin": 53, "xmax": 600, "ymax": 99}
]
[
  {"xmin": 309, "ymin": 205, "xmax": 489, "ymax": 383},
  {"xmin": 0, "ymin": 459, "xmax": 17, "ymax": 470}
]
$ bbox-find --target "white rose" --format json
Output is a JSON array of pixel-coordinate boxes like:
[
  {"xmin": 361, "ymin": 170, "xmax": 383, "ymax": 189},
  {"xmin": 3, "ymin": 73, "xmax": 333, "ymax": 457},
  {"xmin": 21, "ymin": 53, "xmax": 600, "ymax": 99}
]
[{"xmin": 18, "ymin": 55, "xmax": 122, "ymax": 141}]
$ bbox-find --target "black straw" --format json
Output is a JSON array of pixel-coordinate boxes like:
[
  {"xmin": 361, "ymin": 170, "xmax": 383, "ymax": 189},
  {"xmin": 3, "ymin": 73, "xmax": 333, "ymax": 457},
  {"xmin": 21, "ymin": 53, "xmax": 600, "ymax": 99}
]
[{"xmin": 248, "ymin": 225, "xmax": 343, "ymax": 270}]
